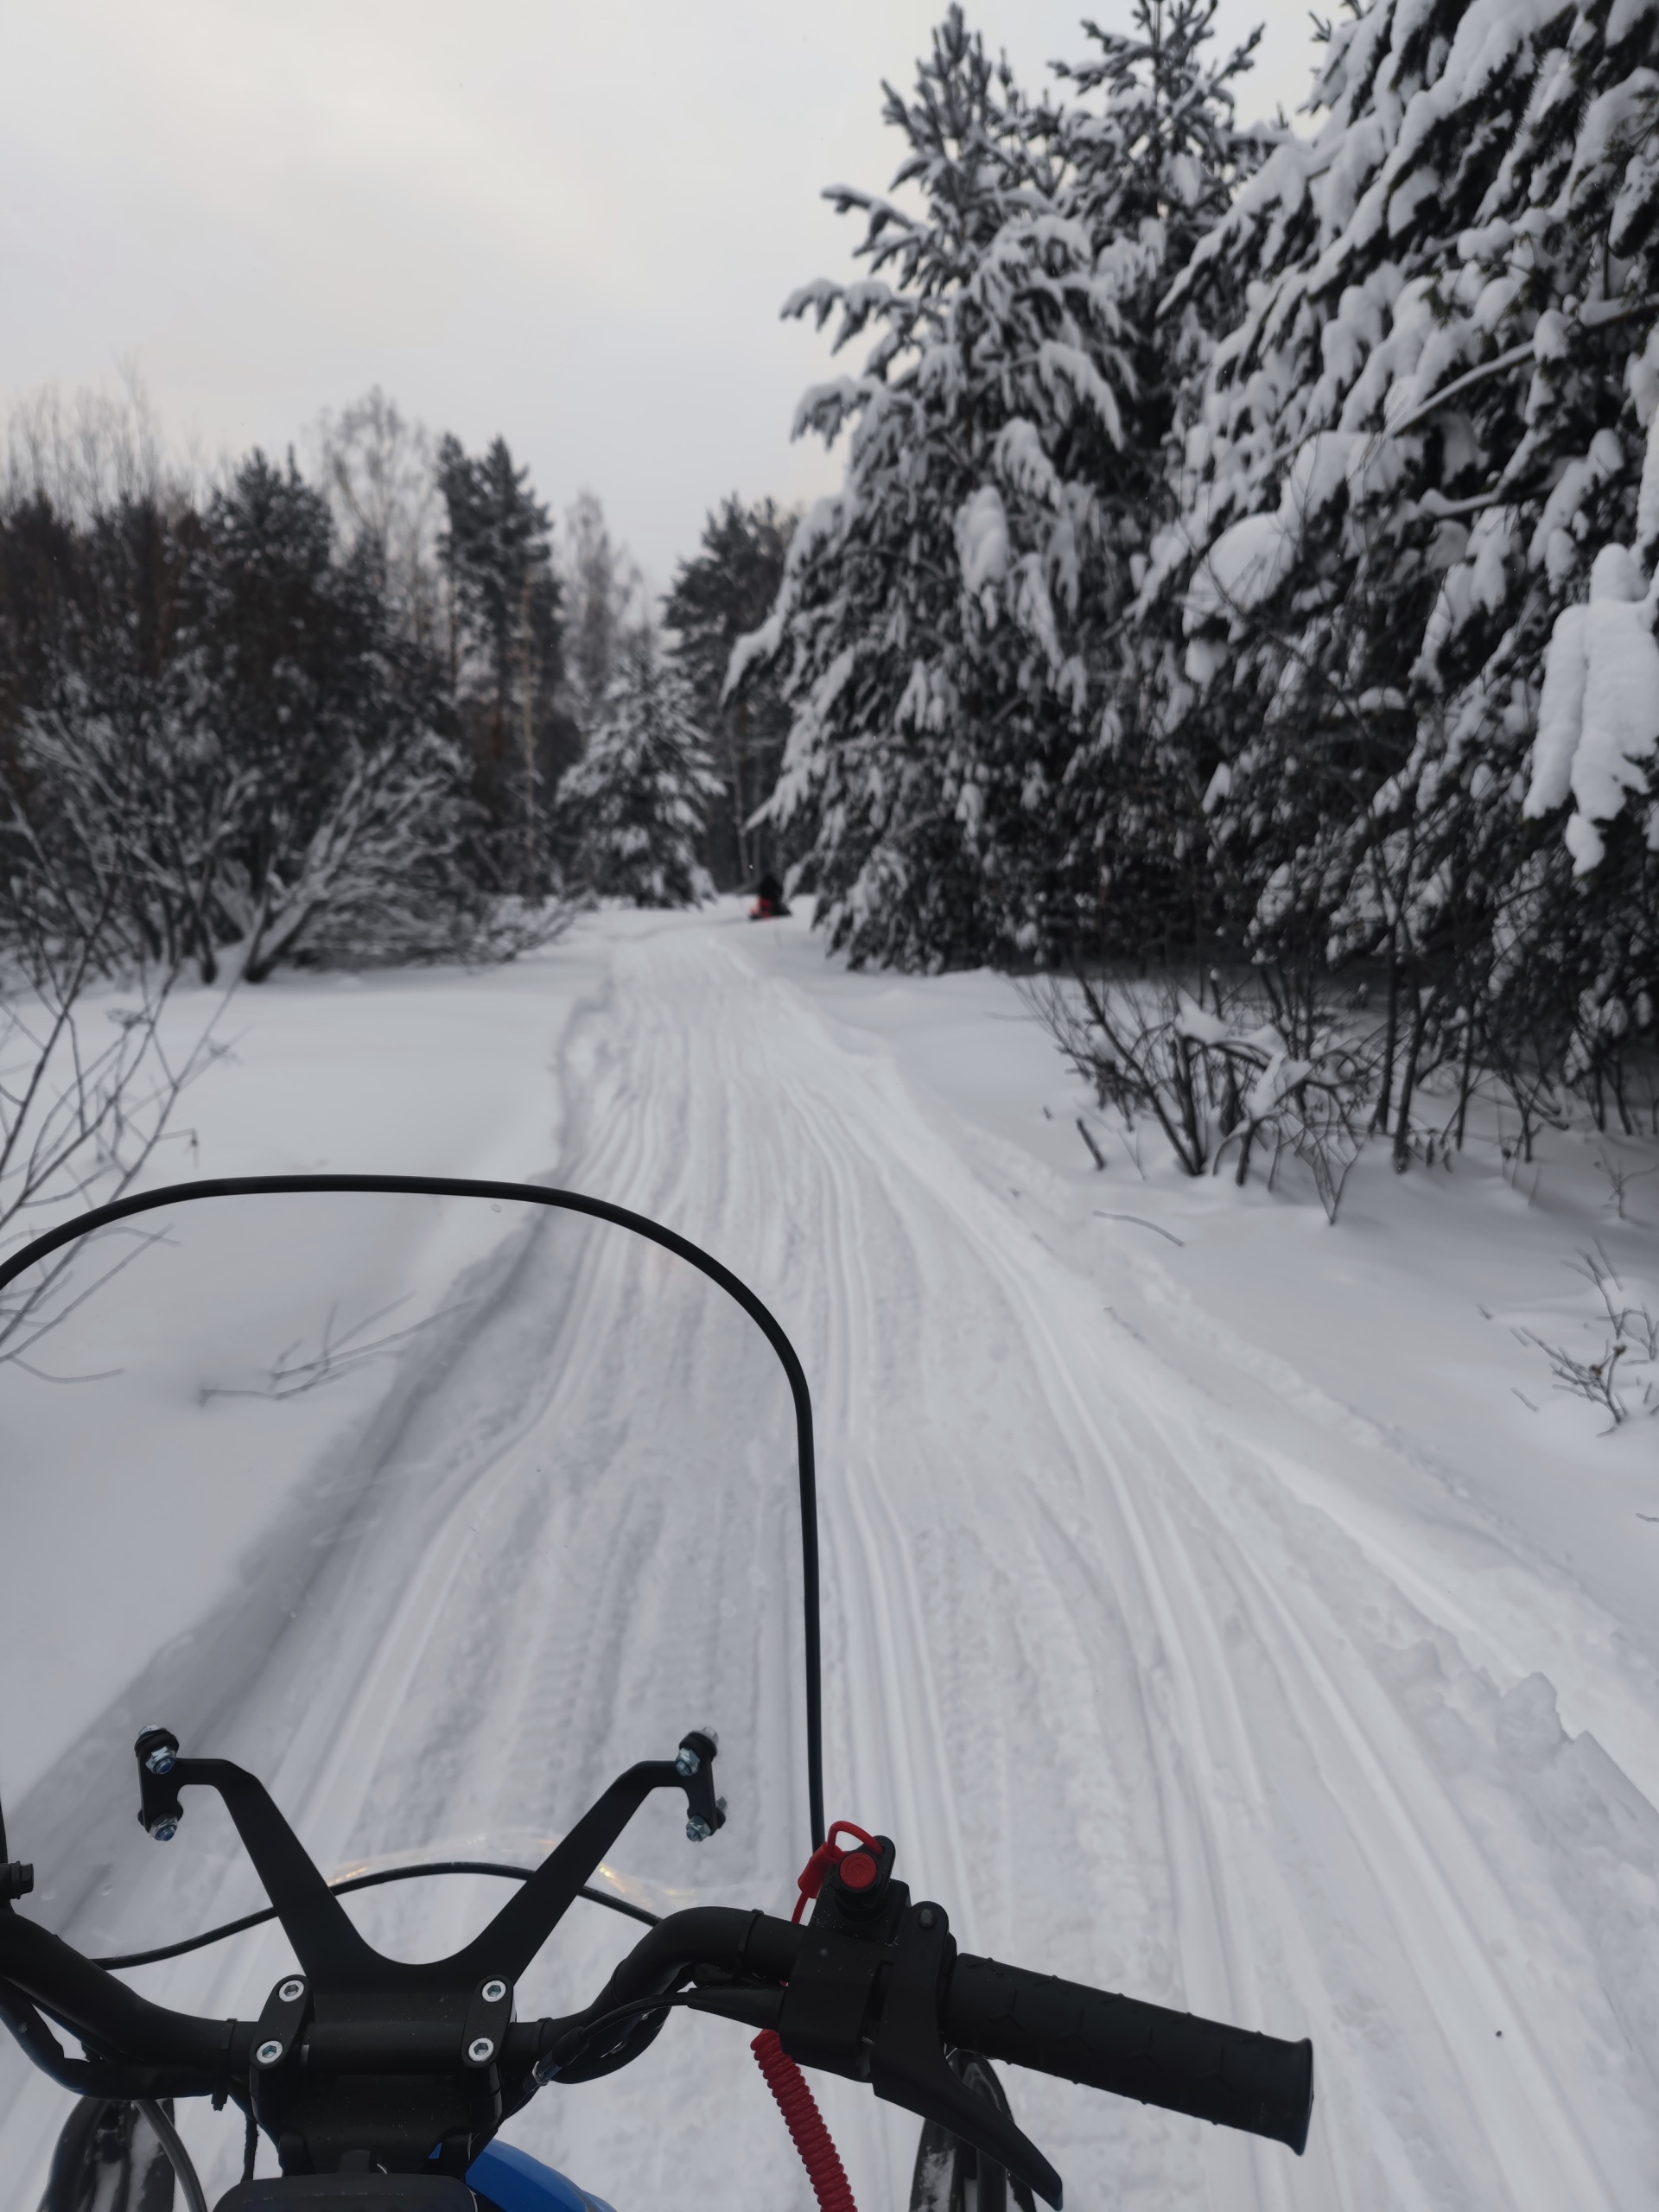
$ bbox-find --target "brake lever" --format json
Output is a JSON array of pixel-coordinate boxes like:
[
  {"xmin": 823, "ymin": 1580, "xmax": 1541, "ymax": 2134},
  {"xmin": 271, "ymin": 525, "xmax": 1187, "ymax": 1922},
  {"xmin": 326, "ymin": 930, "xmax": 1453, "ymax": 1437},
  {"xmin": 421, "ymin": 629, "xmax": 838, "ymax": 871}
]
[{"xmin": 871, "ymin": 1903, "xmax": 1061, "ymax": 2210}]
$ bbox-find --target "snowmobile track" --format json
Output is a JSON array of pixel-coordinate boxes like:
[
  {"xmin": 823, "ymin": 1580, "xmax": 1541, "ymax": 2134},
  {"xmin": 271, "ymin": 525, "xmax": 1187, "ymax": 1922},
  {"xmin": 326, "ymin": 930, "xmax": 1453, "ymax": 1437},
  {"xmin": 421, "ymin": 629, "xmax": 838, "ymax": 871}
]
[{"xmin": 4, "ymin": 914, "xmax": 1656, "ymax": 2211}]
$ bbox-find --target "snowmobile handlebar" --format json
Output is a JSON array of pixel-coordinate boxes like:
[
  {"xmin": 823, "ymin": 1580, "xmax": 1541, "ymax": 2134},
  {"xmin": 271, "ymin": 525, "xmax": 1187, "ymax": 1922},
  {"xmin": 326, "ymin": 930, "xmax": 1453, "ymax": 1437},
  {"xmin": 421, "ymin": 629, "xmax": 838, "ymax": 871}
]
[
  {"xmin": 1, "ymin": 1904, "xmax": 1312, "ymax": 2177},
  {"xmin": 0, "ymin": 1732, "xmax": 1313, "ymax": 2202},
  {"xmin": 537, "ymin": 1904, "xmax": 1312, "ymax": 2158}
]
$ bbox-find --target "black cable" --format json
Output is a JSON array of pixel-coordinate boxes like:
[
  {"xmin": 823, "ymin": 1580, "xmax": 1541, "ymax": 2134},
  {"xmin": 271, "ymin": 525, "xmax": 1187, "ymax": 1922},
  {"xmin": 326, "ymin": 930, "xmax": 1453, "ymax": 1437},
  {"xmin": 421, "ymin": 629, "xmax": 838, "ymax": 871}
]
[
  {"xmin": 136, "ymin": 2098, "xmax": 208, "ymax": 2212},
  {"xmin": 92, "ymin": 1860, "xmax": 659, "ymax": 1971},
  {"xmin": 536, "ymin": 1990, "xmax": 711, "ymax": 2080},
  {"xmin": 0, "ymin": 1172, "xmax": 826, "ymax": 1850}
]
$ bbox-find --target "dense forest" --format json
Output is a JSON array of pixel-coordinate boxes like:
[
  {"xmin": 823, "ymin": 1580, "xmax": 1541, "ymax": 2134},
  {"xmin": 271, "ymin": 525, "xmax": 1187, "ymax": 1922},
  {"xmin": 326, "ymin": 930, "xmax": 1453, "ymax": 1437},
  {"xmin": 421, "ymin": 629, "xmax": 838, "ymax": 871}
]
[
  {"xmin": 732, "ymin": 0, "xmax": 1659, "ymax": 1147},
  {"xmin": 3, "ymin": 0, "xmax": 1656, "ymax": 1154}
]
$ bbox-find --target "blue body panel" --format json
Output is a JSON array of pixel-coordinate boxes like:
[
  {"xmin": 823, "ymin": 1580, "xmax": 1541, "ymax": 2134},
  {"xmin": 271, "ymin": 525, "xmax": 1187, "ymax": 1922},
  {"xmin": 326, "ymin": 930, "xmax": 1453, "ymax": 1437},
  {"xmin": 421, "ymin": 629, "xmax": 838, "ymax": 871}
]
[{"xmin": 467, "ymin": 2139, "xmax": 619, "ymax": 2212}]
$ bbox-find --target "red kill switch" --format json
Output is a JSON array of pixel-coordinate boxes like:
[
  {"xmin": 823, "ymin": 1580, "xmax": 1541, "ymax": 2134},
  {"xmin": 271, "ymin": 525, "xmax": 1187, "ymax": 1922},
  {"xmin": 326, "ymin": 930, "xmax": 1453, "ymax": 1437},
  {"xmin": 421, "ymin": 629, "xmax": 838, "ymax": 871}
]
[{"xmin": 840, "ymin": 1852, "xmax": 879, "ymax": 1891}]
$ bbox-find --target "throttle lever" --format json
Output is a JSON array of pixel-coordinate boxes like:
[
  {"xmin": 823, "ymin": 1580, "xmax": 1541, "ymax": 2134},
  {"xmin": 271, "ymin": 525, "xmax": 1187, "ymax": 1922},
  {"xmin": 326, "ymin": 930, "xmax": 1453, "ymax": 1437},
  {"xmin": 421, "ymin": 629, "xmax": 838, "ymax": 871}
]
[{"xmin": 870, "ymin": 1904, "xmax": 1063, "ymax": 2211}]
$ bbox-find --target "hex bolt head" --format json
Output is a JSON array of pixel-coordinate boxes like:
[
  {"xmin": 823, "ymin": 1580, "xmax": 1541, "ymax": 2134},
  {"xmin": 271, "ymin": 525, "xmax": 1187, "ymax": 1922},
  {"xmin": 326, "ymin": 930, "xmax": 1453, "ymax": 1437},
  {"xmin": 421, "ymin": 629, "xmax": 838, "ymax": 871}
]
[
  {"xmin": 278, "ymin": 1980, "xmax": 305, "ymax": 2005},
  {"xmin": 675, "ymin": 1746, "xmax": 701, "ymax": 1777},
  {"xmin": 255, "ymin": 2040, "xmax": 283, "ymax": 2067},
  {"xmin": 468, "ymin": 2037, "xmax": 495, "ymax": 2063},
  {"xmin": 917, "ymin": 1905, "xmax": 938, "ymax": 1930},
  {"xmin": 143, "ymin": 1745, "xmax": 176, "ymax": 1777},
  {"xmin": 685, "ymin": 1813, "xmax": 714, "ymax": 1842},
  {"xmin": 481, "ymin": 1980, "xmax": 507, "ymax": 2005},
  {"xmin": 149, "ymin": 1819, "xmax": 179, "ymax": 1843}
]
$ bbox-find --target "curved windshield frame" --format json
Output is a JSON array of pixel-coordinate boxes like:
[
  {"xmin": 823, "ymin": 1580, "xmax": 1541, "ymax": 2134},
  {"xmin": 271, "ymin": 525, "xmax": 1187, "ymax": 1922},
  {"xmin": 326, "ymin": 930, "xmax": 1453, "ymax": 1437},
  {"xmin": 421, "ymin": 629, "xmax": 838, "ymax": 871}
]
[{"xmin": 0, "ymin": 1172, "xmax": 826, "ymax": 1853}]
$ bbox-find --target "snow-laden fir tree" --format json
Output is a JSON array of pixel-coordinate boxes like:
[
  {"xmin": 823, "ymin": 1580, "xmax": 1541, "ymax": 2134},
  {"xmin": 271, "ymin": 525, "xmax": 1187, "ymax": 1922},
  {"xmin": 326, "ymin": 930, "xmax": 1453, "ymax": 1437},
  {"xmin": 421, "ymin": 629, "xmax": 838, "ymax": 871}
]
[
  {"xmin": 734, "ymin": 4, "xmax": 1262, "ymax": 969},
  {"xmin": 1149, "ymin": 0, "xmax": 1659, "ymax": 1131},
  {"xmin": 556, "ymin": 641, "xmax": 721, "ymax": 907},
  {"xmin": 1037, "ymin": 1, "xmax": 1272, "ymax": 954},
  {"xmin": 666, "ymin": 496, "xmax": 795, "ymax": 888},
  {"xmin": 437, "ymin": 434, "xmax": 566, "ymax": 899}
]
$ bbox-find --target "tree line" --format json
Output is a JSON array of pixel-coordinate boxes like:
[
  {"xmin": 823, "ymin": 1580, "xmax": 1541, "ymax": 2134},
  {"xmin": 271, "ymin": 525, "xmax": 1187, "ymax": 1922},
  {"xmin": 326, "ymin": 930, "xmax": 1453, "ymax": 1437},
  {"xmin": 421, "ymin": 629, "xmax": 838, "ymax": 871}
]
[{"xmin": 0, "ymin": 386, "xmax": 796, "ymax": 985}]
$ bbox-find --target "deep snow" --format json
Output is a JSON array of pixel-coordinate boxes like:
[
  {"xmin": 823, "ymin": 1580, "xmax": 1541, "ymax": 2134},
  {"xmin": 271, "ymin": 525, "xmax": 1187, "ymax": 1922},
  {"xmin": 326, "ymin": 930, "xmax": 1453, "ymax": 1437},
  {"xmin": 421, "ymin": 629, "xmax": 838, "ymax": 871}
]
[{"xmin": 3, "ymin": 902, "xmax": 1657, "ymax": 2211}]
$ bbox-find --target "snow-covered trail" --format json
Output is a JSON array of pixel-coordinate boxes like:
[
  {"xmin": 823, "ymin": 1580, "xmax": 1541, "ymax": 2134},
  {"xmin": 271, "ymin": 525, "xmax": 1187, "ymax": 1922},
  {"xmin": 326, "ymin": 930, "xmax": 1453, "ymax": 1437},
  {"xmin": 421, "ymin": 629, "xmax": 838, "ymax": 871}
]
[
  {"xmin": 4, "ymin": 912, "xmax": 1657, "ymax": 2210},
  {"xmin": 583, "ymin": 921, "xmax": 1655, "ymax": 2212}
]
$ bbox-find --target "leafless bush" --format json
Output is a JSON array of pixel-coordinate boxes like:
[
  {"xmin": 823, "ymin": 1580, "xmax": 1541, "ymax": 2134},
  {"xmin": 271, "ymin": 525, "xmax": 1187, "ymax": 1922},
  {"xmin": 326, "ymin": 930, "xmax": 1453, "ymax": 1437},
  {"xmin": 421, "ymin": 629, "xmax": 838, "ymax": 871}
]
[
  {"xmin": 1481, "ymin": 1017, "xmax": 1573, "ymax": 1166},
  {"xmin": 1571, "ymin": 1246, "xmax": 1659, "ymax": 1363},
  {"xmin": 1518, "ymin": 1248, "xmax": 1659, "ymax": 1430},
  {"xmin": 1521, "ymin": 1330, "xmax": 1632, "ymax": 1426},
  {"xmin": 1592, "ymin": 1146, "xmax": 1657, "ymax": 1223},
  {"xmin": 0, "ymin": 918, "xmax": 226, "ymax": 1370},
  {"xmin": 198, "ymin": 1295, "xmax": 467, "ymax": 1403},
  {"xmin": 1021, "ymin": 969, "xmax": 1379, "ymax": 1221}
]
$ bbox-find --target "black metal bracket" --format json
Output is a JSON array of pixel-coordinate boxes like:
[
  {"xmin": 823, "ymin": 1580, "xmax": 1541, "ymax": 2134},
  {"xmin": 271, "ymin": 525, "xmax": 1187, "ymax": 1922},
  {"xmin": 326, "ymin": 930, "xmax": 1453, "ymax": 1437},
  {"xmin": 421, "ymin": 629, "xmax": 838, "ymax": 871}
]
[
  {"xmin": 130, "ymin": 1727, "xmax": 721, "ymax": 1996},
  {"xmin": 251, "ymin": 1975, "xmax": 312, "ymax": 2073},
  {"xmin": 777, "ymin": 1925, "xmax": 891, "ymax": 2081},
  {"xmin": 461, "ymin": 1975, "xmax": 514, "ymax": 2072},
  {"xmin": 247, "ymin": 1974, "xmax": 312, "ymax": 2145}
]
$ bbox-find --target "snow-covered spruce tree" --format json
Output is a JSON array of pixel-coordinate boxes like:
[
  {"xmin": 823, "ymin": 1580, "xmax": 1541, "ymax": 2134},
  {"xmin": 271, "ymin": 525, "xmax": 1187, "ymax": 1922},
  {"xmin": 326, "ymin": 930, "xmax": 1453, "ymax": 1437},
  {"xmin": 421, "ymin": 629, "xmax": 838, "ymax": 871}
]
[
  {"xmin": 1151, "ymin": 0, "xmax": 1659, "ymax": 1137},
  {"xmin": 437, "ymin": 434, "xmax": 568, "ymax": 900},
  {"xmin": 556, "ymin": 641, "xmax": 721, "ymax": 906},
  {"xmin": 1039, "ymin": 2, "xmax": 1273, "ymax": 957},
  {"xmin": 734, "ymin": 5, "xmax": 1261, "ymax": 969},
  {"xmin": 665, "ymin": 496, "xmax": 796, "ymax": 889}
]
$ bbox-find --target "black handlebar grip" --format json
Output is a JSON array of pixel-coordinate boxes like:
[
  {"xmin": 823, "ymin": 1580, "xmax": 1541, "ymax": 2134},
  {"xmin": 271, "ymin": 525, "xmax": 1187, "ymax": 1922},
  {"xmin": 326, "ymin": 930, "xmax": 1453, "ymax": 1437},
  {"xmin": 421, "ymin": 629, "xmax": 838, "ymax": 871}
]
[{"xmin": 944, "ymin": 1954, "xmax": 1313, "ymax": 2154}]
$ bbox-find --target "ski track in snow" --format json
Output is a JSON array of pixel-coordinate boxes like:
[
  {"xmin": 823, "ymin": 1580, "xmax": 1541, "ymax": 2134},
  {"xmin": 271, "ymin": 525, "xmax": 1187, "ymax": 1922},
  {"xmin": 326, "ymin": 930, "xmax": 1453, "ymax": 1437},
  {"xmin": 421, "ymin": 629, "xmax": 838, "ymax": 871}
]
[{"xmin": 5, "ymin": 913, "xmax": 1658, "ymax": 2210}]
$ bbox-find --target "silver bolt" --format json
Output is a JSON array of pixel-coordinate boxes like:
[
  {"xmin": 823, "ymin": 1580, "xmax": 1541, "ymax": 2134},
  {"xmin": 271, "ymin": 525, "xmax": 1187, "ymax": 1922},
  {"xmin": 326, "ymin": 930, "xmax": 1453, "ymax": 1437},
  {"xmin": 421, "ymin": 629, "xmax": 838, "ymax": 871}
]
[
  {"xmin": 144, "ymin": 1745, "xmax": 176, "ymax": 1777},
  {"xmin": 481, "ymin": 1980, "xmax": 507, "ymax": 2005},
  {"xmin": 675, "ymin": 1745, "xmax": 700, "ymax": 1777},
  {"xmin": 255, "ymin": 2039, "xmax": 283, "ymax": 2067},
  {"xmin": 278, "ymin": 1980, "xmax": 304, "ymax": 2005},
  {"xmin": 468, "ymin": 2037, "xmax": 495, "ymax": 2063},
  {"xmin": 685, "ymin": 1813, "xmax": 714, "ymax": 1842},
  {"xmin": 149, "ymin": 1819, "xmax": 179, "ymax": 1843}
]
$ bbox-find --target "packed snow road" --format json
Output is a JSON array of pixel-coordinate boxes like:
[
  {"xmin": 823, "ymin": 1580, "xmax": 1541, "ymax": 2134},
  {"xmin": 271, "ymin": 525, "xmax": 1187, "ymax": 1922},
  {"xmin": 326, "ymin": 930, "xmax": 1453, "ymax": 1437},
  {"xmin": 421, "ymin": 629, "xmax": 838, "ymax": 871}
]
[{"xmin": 4, "ymin": 908, "xmax": 1657, "ymax": 2209}]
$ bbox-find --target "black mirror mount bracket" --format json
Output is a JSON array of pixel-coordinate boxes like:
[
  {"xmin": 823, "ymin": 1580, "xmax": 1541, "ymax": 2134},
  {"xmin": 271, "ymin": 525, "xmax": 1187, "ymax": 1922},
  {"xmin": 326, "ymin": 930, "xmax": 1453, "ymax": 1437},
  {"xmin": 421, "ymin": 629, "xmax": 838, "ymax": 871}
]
[{"xmin": 130, "ymin": 1726, "xmax": 727, "ymax": 1995}]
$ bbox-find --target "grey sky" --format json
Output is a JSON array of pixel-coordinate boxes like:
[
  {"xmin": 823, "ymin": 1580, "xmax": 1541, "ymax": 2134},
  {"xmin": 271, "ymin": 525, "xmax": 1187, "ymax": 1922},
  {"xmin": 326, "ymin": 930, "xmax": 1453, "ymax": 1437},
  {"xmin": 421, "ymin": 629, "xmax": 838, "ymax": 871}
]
[{"xmin": 0, "ymin": 1, "xmax": 1324, "ymax": 592}]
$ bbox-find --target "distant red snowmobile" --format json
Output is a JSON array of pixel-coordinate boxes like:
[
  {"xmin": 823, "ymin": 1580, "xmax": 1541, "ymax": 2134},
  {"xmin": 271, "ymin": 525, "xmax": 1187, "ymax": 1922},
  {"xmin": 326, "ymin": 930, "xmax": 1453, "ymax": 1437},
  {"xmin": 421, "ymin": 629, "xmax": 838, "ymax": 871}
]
[{"xmin": 749, "ymin": 873, "xmax": 791, "ymax": 920}]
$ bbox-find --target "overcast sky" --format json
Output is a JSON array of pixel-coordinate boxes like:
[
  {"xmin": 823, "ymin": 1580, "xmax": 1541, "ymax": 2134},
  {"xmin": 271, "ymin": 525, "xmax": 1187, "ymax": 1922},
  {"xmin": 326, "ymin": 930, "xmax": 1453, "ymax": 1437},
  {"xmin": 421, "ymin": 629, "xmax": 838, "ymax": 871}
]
[{"xmin": 1, "ymin": 1, "xmax": 1324, "ymax": 592}]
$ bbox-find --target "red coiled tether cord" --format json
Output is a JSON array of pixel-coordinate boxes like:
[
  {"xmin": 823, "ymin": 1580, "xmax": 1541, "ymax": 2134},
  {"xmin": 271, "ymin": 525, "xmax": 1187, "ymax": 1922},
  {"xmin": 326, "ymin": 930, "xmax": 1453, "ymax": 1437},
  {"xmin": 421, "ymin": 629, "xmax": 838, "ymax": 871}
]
[
  {"xmin": 752, "ymin": 1821, "xmax": 878, "ymax": 2212},
  {"xmin": 752, "ymin": 2030, "xmax": 859, "ymax": 2212}
]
